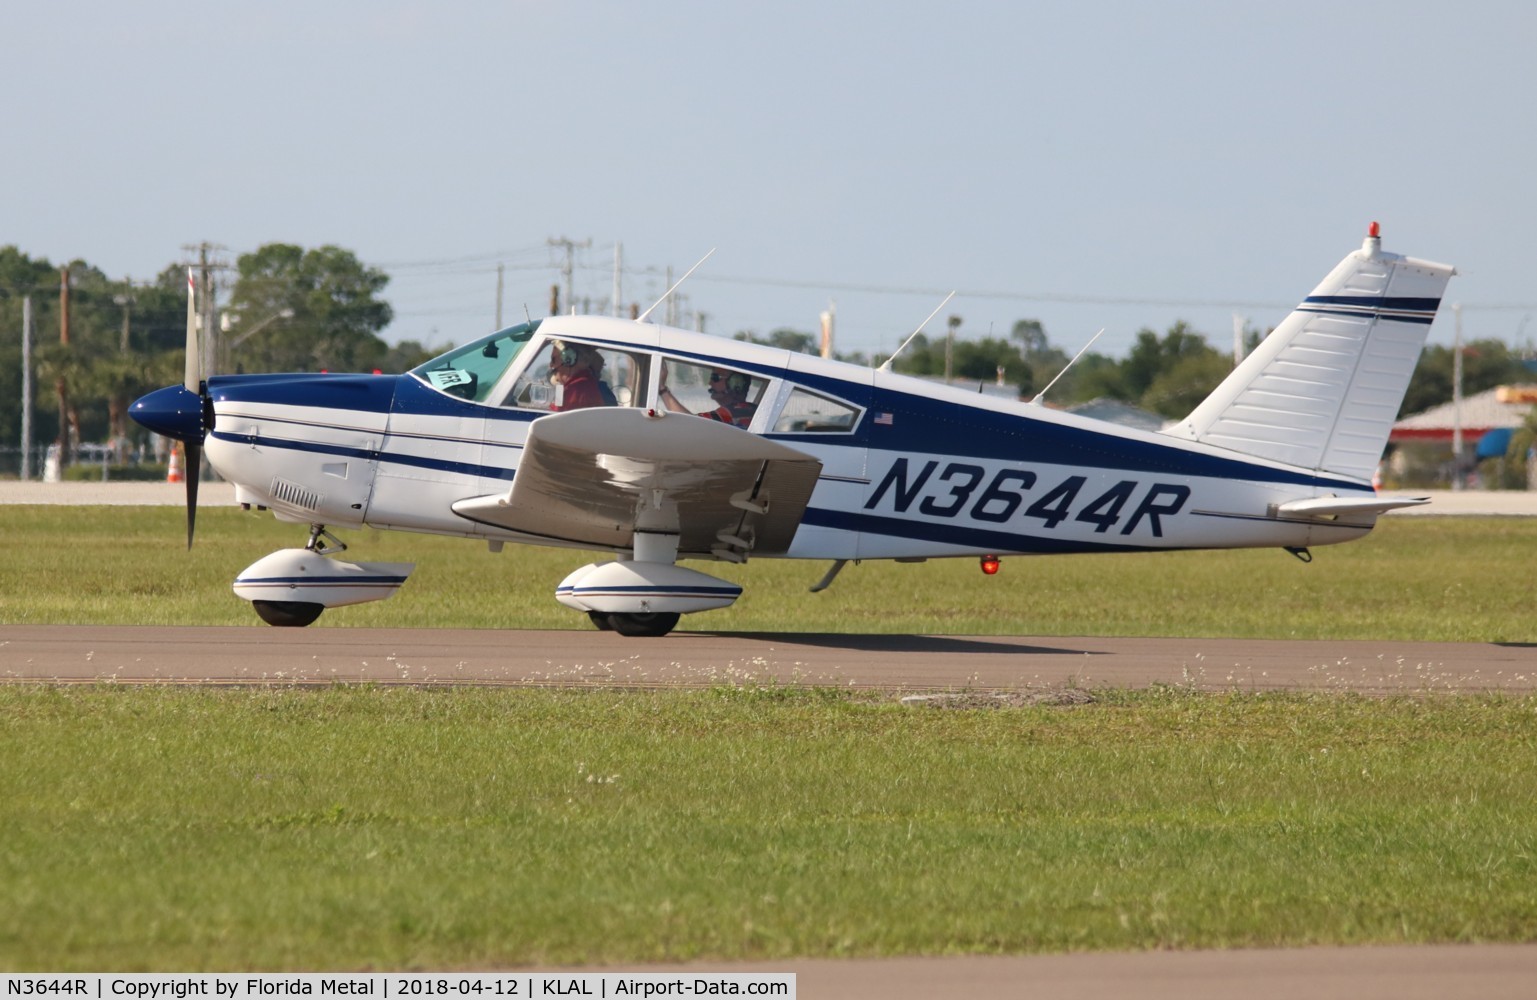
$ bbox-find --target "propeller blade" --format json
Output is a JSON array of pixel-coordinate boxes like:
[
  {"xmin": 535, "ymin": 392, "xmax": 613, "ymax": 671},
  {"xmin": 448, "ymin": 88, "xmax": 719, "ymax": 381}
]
[
  {"xmin": 184, "ymin": 267, "xmax": 201, "ymax": 393},
  {"xmin": 184, "ymin": 440, "xmax": 202, "ymax": 549}
]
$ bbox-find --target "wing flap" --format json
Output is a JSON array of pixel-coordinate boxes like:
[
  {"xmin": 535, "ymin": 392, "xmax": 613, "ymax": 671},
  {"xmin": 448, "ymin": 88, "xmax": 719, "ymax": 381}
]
[{"xmin": 452, "ymin": 408, "xmax": 823, "ymax": 555}]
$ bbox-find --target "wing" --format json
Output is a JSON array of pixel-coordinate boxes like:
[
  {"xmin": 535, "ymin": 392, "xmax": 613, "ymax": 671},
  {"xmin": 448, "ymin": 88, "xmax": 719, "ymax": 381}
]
[{"xmin": 452, "ymin": 408, "xmax": 823, "ymax": 558}]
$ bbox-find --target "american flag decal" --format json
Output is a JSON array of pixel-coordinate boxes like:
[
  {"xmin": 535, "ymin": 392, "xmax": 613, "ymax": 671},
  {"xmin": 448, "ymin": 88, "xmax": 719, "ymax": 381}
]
[{"xmin": 874, "ymin": 412, "xmax": 893, "ymax": 425}]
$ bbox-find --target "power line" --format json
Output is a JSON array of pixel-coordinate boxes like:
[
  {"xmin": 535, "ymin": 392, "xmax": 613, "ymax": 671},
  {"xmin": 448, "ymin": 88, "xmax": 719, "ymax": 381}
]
[{"xmin": 576, "ymin": 264, "xmax": 1537, "ymax": 314}]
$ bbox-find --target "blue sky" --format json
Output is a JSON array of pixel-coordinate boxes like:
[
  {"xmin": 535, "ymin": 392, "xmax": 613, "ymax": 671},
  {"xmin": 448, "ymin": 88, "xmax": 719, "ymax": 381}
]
[{"xmin": 6, "ymin": 1, "xmax": 1533, "ymax": 362}]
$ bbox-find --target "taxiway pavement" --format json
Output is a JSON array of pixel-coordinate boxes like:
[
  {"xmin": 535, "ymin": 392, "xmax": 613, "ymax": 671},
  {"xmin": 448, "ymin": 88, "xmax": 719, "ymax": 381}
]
[{"xmin": 3, "ymin": 624, "xmax": 1535, "ymax": 693}]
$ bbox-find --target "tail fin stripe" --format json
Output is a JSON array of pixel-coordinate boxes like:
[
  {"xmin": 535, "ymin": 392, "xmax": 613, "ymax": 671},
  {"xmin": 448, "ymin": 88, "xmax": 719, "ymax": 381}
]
[{"xmin": 1299, "ymin": 295, "xmax": 1440, "ymax": 324}]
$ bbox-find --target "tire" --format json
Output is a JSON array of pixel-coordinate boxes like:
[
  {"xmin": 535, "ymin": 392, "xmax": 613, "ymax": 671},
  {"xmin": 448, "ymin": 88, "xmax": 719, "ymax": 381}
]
[
  {"xmin": 252, "ymin": 600, "xmax": 325, "ymax": 627},
  {"xmin": 588, "ymin": 610, "xmax": 615, "ymax": 630},
  {"xmin": 605, "ymin": 611, "xmax": 681, "ymax": 637}
]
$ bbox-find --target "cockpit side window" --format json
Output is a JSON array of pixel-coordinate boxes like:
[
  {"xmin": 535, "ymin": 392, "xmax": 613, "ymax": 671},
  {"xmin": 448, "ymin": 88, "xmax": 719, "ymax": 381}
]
[
  {"xmin": 501, "ymin": 339, "xmax": 650, "ymax": 412},
  {"xmin": 409, "ymin": 320, "xmax": 541, "ymax": 403}
]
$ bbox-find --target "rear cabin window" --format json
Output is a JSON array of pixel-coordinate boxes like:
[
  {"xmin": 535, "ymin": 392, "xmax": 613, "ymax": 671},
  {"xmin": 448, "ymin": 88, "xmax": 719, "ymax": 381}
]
[
  {"xmin": 657, "ymin": 359, "xmax": 767, "ymax": 429},
  {"xmin": 772, "ymin": 388, "xmax": 861, "ymax": 433}
]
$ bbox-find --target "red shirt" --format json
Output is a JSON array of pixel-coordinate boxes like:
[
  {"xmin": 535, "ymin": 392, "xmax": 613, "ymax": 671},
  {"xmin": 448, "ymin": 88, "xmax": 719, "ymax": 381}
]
[
  {"xmin": 702, "ymin": 401, "xmax": 756, "ymax": 427},
  {"xmin": 553, "ymin": 374, "xmax": 603, "ymax": 411}
]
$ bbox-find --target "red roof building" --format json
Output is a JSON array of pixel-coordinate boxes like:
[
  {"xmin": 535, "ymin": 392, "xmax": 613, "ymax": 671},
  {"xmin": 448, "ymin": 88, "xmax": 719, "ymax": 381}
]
[{"xmin": 1390, "ymin": 385, "xmax": 1536, "ymax": 444}]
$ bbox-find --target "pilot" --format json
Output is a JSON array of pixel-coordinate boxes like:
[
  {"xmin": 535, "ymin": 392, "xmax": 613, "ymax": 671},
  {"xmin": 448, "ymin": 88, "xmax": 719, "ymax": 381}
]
[
  {"xmin": 659, "ymin": 365, "xmax": 756, "ymax": 428},
  {"xmin": 548, "ymin": 341, "xmax": 610, "ymax": 411}
]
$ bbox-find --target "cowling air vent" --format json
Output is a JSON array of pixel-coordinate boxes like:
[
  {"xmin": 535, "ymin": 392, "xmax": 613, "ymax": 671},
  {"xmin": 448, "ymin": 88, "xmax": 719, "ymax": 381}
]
[{"xmin": 270, "ymin": 478, "xmax": 322, "ymax": 512}]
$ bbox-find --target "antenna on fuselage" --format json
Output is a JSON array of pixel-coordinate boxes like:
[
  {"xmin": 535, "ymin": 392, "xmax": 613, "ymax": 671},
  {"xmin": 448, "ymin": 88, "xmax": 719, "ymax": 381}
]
[
  {"xmin": 876, "ymin": 291, "xmax": 956, "ymax": 373},
  {"xmin": 1030, "ymin": 328, "xmax": 1105, "ymax": 405},
  {"xmin": 636, "ymin": 249, "xmax": 716, "ymax": 324}
]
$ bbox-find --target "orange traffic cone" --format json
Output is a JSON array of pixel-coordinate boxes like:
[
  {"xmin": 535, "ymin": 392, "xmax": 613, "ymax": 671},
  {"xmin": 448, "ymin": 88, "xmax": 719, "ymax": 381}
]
[{"xmin": 167, "ymin": 444, "xmax": 183, "ymax": 483}]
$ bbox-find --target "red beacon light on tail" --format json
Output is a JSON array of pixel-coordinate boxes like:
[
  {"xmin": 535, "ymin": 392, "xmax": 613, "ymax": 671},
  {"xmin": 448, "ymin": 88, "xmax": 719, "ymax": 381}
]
[{"xmin": 979, "ymin": 555, "xmax": 1001, "ymax": 576}]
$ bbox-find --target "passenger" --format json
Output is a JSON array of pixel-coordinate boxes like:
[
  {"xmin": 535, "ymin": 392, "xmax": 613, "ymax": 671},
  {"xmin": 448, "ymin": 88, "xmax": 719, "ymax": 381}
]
[
  {"xmin": 548, "ymin": 341, "xmax": 608, "ymax": 411},
  {"xmin": 659, "ymin": 365, "xmax": 757, "ymax": 428}
]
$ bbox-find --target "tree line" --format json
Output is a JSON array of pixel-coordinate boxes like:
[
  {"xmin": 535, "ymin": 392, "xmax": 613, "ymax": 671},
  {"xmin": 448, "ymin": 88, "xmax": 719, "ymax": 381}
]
[{"xmin": 0, "ymin": 244, "xmax": 433, "ymax": 468}]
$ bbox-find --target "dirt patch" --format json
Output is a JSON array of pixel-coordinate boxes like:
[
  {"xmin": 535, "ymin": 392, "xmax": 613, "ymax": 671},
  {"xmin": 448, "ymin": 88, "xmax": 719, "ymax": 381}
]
[{"xmin": 900, "ymin": 687, "xmax": 1096, "ymax": 709}]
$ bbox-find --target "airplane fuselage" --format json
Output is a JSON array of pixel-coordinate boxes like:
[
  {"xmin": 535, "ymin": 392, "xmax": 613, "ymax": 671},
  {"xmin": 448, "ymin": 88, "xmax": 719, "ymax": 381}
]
[{"xmin": 199, "ymin": 315, "xmax": 1374, "ymax": 563}]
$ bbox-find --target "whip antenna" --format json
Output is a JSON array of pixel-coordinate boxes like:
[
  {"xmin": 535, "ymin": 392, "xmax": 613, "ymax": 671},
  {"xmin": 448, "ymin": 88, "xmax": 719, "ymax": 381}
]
[
  {"xmin": 1031, "ymin": 328, "xmax": 1104, "ymax": 404},
  {"xmin": 877, "ymin": 291, "xmax": 956, "ymax": 372},
  {"xmin": 636, "ymin": 249, "xmax": 716, "ymax": 323}
]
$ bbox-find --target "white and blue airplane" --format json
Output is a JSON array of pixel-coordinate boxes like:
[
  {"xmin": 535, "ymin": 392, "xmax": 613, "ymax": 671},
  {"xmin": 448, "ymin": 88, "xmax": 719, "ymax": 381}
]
[{"xmin": 131, "ymin": 225, "xmax": 1453, "ymax": 636}]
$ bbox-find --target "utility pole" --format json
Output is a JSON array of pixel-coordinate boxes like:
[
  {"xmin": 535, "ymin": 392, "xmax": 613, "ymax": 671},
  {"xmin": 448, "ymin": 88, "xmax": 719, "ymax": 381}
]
[
  {"xmin": 182, "ymin": 242, "xmax": 229, "ymax": 376},
  {"xmin": 115, "ymin": 279, "xmax": 134, "ymax": 352},
  {"xmin": 20, "ymin": 297, "xmax": 32, "ymax": 480},
  {"xmin": 57, "ymin": 267, "xmax": 70, "ymax": 465},
  {"xmin": 1452, "ymin": 303, "xmax": 1464, "ymax": 492},
  {"xmin": 547, "ymin": 236, "xmax": 590, "ymax": 316},
  {"xmin": 613, "ymin": 242, "xmax": 623, "ymax": 318},
  {"xmin": 945, "ymin": 315, "xmax": 961, "ymax": 384}
]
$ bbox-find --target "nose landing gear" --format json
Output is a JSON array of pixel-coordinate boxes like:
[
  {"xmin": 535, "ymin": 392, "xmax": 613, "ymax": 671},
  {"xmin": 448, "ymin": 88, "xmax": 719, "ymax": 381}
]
[{"xmin": 235, "ymin": 524, "xmax": 416, "ymax": 627}]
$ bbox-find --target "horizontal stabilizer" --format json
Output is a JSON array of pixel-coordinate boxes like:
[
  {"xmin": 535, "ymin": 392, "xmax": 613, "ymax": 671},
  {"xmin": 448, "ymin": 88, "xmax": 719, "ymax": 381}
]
[
  {"xmin": 1274, "ymin": 495, "xmax": 1430, "ymax": 518},
  {"xmin": 453, "ymin": 407, "xmax": 822, "ymax": 555}
]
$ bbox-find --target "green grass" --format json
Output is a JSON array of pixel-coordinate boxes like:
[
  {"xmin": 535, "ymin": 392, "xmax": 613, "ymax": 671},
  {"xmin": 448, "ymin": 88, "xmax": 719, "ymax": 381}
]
[
  {"xmin": 0, "ymin": 506, "xmax": 1534, "ymax": 641},
  {"xmin": 2, "ymin": 685, "xmax": 1534, "ymax": 970}
]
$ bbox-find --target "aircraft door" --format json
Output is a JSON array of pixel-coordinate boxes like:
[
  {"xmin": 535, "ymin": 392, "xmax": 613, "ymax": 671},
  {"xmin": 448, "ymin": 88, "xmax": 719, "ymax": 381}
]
[{"xmin": 764, "ymin": 357, "xmax": 873, "ymax": 561}]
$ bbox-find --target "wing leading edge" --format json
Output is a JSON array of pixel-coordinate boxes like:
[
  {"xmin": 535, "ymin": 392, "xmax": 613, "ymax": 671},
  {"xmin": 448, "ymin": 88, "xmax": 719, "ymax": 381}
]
[{"xmin": 452, "ymin": 408, "xmax": 823, "ymax": 558}]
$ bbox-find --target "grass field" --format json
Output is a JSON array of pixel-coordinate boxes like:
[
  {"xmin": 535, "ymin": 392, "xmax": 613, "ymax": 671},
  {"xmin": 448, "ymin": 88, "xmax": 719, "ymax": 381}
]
[
  {"xmin": 1, "ymin": 505, "xmax": 1535, "ymax": 641},
  {"xmin": 2, "ymin": 685, "xmax": 1534, "ymax": 970},
  {"xmin": 2, "ymin": 508, "xmax": 1536, "ymax": 970}
]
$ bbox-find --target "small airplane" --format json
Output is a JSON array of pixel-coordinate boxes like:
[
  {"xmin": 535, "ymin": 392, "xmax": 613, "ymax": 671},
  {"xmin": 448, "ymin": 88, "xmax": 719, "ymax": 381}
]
[{"xmin": 131, "ymin": 224, "xmax": 1454, "ymax": 636}]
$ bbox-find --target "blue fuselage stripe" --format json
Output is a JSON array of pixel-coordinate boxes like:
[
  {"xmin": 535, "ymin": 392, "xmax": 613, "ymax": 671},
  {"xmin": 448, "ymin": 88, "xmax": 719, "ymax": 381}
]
[
  {"xmin": 210, "ymin": 428, "xmax": 516, "ymax": 482},
  {"xmin": 800, "ymin": 507, "xmax": 1164, "ymax": 554}
]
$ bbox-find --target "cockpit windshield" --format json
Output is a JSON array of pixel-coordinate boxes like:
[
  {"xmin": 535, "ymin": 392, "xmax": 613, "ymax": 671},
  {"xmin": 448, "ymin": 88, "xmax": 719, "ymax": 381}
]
[{"xmin": 408, "ymin": 320, "xmax": 543, "ymax": 402}]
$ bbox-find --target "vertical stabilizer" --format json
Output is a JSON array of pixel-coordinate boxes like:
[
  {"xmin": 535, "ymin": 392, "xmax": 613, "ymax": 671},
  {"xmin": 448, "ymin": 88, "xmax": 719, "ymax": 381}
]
[{"xmin": 1164, "ymin": 225, "xmax": 1454, "ymax": 481}]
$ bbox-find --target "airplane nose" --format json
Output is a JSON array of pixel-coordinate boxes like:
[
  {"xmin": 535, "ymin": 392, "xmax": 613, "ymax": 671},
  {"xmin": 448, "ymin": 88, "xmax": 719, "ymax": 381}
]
[{"xmin": 130, "ymin": 384, "xmax": 207, "ymax": 443}]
